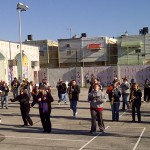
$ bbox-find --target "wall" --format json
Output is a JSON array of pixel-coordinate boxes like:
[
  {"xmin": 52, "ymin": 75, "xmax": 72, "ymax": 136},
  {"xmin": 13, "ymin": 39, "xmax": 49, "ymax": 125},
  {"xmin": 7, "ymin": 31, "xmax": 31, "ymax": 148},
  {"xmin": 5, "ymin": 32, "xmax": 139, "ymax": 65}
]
[{"xmin": 39, "ymin": 65, "xmax": 150, "ymax": 87}]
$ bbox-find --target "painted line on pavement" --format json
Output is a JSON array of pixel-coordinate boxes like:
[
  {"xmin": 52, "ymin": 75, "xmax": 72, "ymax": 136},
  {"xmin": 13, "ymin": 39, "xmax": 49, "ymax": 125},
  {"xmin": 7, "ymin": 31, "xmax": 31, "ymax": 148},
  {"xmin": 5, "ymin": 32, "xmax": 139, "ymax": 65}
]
[
  {"xmin": 78, "ymin": 126, "xmax": 109, "ymax": 150},
  {"xmin": 132, "ymin": 127, "xmax": 146, "ymax": 150},
  {"xmin": 0, "ymin": 135, "xmax": 88, "ymax": 142},
  {"xmin": 119, "ymin": 110, "xmax": 128, "ymax": 118}
]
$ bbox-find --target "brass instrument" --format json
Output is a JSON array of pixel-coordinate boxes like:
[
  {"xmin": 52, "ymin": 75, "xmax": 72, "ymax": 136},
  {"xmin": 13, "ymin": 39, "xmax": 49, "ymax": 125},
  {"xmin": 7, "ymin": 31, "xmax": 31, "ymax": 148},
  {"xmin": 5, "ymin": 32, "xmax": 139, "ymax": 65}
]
[
  {"xmin": 11, "ymin": 82, "xmax": 18, "ymax": 91},
  {"xmin": 130, "ymin": 90, "xmax": 135, "ymax": 109},
  {"xmin": 111, "ymin": 93, "xmax": 115, "ymax": 105}
]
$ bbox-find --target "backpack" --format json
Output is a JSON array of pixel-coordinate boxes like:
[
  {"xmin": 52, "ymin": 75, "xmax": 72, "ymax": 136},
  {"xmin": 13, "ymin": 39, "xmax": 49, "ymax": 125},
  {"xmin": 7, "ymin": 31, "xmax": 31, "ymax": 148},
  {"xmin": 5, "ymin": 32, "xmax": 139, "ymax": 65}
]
[{"xmin": 106, "ymin": 85, "xmax": 114, "ymax": 94}]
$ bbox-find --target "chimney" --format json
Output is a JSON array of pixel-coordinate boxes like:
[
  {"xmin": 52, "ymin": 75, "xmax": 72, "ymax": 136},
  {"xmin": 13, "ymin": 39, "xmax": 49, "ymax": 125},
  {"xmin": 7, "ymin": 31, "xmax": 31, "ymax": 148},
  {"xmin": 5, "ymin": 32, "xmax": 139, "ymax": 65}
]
[{"xmin": 27, "ymin": 35, "xmax": 33, "ymax": 41}]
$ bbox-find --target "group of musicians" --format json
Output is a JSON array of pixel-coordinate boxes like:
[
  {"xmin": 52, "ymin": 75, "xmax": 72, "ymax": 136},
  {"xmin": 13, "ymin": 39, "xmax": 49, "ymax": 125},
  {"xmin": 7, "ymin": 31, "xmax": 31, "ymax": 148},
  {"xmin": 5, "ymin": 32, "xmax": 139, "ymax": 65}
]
[
  {"xmin": 9, "ymin": 77, "xmax": 54, "ymax": 133},
  {"xmin": 0, "ymin": 77, "xmax": 149, "ymax": 134},
  {"xmin": 106, "ymin": 77, "xmax": 143, "ymax": 123}
]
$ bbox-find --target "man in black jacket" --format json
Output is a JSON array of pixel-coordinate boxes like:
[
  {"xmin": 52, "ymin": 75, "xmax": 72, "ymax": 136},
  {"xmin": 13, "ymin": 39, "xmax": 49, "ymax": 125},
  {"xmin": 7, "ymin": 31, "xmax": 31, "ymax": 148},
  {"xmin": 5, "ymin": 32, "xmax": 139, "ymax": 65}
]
[
  {"xmin": 10, "ymin": 88, "xmax": 33, "ymax": 126},
  {"xmin": 69, "ymin": 80, "xmax": 80, "ymax": 118},
  {"xmin": 130, "ymin": 83, "xmax": 142, "ymax": 122}
]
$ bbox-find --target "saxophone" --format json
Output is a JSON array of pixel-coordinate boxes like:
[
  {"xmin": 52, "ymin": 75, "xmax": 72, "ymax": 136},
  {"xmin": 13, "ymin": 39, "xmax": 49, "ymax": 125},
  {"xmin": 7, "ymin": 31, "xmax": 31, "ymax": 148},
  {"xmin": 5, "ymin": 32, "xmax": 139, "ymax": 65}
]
[
  {"xmin": 130, "ymin": 89, "xmax": 135, "ymax": 109},
  {"xmin": 111, "ymin": 93, "xmax": 115, "ymax": 105}
]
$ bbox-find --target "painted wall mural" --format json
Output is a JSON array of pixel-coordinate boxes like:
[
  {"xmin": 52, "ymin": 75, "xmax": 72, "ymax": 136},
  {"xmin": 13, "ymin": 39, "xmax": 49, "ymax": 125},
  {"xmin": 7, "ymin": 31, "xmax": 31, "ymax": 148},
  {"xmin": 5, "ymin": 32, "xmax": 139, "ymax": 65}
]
[
  {"xmin": 22, "ymin": 55, "xmax": 29, "ymax": 79},
  {"xmin": 83, "ymin": 65, "xmax": 150, "ymax": 87}
]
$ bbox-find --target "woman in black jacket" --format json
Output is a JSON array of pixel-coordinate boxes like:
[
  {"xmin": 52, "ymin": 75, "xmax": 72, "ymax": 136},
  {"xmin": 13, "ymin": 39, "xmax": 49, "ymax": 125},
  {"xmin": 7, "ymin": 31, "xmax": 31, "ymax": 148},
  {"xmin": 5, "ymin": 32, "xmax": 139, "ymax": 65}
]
[
  {"xmin": 31, "ymin": 87, "xmax": 54, "ymax": 133},
  {"xmin": 10, "ymin": 89, "xmax": 33, "ymax": 126},
  {"xmin": 130, "ymin": 83, "xmax": 142, "ymax": 122}
]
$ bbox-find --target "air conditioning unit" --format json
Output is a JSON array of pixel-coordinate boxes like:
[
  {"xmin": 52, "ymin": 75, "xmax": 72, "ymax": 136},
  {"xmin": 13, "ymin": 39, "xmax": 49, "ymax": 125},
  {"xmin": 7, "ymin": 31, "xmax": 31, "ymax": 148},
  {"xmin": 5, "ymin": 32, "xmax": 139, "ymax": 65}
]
[
  {"xmin": 31, "ymin": 61, "xmax": 38, "ymax": 67},
  {"xmin": 8, "ymin": 60, "xmax": 17, "ymax": 66}
]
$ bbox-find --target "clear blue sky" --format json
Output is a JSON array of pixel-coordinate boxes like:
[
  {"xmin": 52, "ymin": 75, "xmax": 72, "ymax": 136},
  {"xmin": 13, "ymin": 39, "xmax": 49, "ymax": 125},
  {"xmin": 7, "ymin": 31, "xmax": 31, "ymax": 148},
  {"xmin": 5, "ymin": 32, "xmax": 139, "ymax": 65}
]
[{"xmin": 0, "ymin": 0, "xmax": 150, "ymax": 42}]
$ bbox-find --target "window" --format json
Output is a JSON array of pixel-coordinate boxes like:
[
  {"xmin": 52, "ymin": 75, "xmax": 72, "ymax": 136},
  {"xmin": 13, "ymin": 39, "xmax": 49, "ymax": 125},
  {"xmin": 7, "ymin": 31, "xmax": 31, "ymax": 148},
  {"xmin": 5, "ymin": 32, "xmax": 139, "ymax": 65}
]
[{"xmin": 40, "ymin": 51, "xmax": 44, "ymax": 56}]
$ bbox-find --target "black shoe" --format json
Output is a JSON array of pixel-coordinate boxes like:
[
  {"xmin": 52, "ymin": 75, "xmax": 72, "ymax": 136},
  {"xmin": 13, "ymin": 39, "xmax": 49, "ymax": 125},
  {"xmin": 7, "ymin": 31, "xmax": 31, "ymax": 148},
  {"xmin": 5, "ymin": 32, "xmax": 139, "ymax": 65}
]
[
  {"xmin": 132, "ymin": 120, "xmax": 135, "ymax": 122},
  {"xmin": 121, "ymin": 109, "xmax": 125, "ymax": 111},
  {"xmin": 99, "ymin": 129, "xmax": 104, "ymax": 132},
  {"xmin": 90, "ymin": 131, "xmax": 96, "ymax": 135},
  {"xmin": 22, "ymin": 124, "xmax": 28, "ymax": 127},
  {"xmin": 43, "ymin": 130, "xmax": 51, "ymax": 133},
  {"xmin": 138, "ymin": 120, "xmax": 141, "ymax": 123}
]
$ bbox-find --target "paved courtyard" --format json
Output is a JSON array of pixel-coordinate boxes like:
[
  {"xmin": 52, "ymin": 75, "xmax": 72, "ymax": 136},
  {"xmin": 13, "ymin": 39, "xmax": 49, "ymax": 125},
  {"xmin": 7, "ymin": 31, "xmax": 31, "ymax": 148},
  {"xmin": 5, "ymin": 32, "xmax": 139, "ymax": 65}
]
[{"xmin": 0, "ymin": 88, "xmax": 150, "ymax": 150}]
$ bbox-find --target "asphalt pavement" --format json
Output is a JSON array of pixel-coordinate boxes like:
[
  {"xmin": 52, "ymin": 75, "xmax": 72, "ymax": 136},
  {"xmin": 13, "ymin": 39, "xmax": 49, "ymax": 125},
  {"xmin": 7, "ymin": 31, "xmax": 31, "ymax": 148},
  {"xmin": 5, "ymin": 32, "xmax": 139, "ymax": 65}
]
[{"xmin": 0, "ymin": 88, "xmax": 150, "ymax": 150}]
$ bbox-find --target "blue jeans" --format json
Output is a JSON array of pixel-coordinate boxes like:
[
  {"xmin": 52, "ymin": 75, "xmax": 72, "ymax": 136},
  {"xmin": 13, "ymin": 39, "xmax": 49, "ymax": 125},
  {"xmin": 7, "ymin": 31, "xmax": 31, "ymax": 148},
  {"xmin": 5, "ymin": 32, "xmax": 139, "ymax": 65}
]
[
  {"xmin": 112, "ymin": 102, "xmax": 120, "ymax": 121},
  {"xmin": 70, "ymin": 100, "xmax": 77, "ymax": 116},
  {"xmin": 1, "ymin": 96, "xmax": 8, "ymax": 108},
  {"xmin": 122, "ymin": 93, "xmax": 130, "ymax": 110},
  {"xmin": 13, "ymin": 88, "xmax": 19, "ymax": 99},
  {"xmin": 59, "ymin": 93, "xmax": 67, "ymax": 102}
]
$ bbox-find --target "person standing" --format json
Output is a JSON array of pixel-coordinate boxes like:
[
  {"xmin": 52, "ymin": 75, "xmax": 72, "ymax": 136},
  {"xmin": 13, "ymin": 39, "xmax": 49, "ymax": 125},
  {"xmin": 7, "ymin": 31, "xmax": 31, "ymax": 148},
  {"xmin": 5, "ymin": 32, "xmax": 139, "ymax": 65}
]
[
  {"xmin": 109, "ymin": 80, "xmax": 121, "ymax": 121},
  {"xmin": 56, "ymin": 80, "xmax": 62, "ymax": 103},
  {"xmin": 130, "ymin": 83, "xmax": 142, "ymax": 122},
  {"xmin": 11, "ymin": 77, "xmax": 20, "ymax": 99},
  {"xmin": 88, "ymin": 83, "xmax": 107, "ymax": 134},
  {"xmin": 10, "ymin": 88, "xmax": 33, "ymax": 126},
  {"xmin": 67, "ymin": 80, "xmax": 73, "ymax": 109},
  {"xmin": 120, "ymin": 77, "xmax": 130, "ymax": 110},
  {"xmin": 143, "ymin": 79, "xmax": 150, "ymax": 102},
  {"xmin": 70, "ymin": 80, "xmax": 80, "ymax": 118},
  {"xmin": 31, "ymin": 87, "xmax": 54, "ymax": 133},
  {"xmin": 1, "ymin": 82, "xmax": 9, "ymax": 109},
  {"xmin": 57, "ymin": 81, "xmax": 67, "ymax": 105},
  {"xmin": 88, "ymin": 78, "xmax": 102, "ymax": 94}
]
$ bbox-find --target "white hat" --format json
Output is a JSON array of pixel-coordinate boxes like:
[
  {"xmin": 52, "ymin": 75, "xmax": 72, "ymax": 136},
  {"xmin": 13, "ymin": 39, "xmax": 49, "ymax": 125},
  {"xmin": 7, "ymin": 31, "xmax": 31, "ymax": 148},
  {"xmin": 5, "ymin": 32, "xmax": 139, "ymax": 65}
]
[{"xmin": 35, "ymin": 84, "xmax": 39, "ymax": 87}]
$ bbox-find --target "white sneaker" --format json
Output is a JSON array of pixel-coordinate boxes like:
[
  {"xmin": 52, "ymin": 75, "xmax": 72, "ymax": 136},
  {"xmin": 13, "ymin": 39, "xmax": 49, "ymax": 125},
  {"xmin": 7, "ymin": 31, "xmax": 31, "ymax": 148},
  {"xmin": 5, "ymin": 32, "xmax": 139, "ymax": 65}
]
[
  {"xmin": 75, "ymin": 112, "xmax": 78, "ymax": 118},
  {"xmin": 64, "ymin": 101, "xmax": 68, "ymax": 105},
  {"xmin": 0, "ymin": 118, "xmax": 1, "ymax": 123}
]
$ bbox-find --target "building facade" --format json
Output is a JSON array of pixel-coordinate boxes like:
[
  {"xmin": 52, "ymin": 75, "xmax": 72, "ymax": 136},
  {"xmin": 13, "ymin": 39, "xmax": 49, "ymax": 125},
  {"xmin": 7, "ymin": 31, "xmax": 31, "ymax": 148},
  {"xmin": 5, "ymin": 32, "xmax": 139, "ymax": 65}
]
[
  {"xmin": 24, "ymin": 38, "xmax": 59, "ymax": 68},
  {"xmin": 0, "ymin": 40, "xmax": 39, "ymax": 84},
  {"xmin": 58, "ymin": 35, "xmax": 117, "ymax": 67},
  {"xmin": 117, "ymin": 33, "xmax": 150, "ymax": 65}
]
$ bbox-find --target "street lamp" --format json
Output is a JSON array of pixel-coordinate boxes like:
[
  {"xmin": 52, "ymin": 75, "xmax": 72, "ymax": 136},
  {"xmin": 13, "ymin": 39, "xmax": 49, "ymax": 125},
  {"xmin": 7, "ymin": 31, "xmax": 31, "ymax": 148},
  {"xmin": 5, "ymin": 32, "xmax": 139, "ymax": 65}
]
[{"xmin": 17, "ymin": 2, "xmax": 29, "ymax": 81}]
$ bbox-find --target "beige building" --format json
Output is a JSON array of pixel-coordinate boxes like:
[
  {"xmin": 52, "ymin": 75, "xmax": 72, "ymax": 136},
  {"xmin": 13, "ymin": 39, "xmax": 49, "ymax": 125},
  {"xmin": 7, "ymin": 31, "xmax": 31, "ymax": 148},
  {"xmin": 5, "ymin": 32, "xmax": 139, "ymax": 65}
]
[
  {"xmin": 0, "ymin": 40, "xmax": 39, "ymax": 84},
  {"xmin": 24, "ymin": 37, "xmax": 59, "ymax": 68},
  {"xmin": 117, "ymin": 33, "xmax": 150, "ymax": 65},
  {"xmin": 58, "ymin": 34, "xmax": 117, "ymax": 67}
]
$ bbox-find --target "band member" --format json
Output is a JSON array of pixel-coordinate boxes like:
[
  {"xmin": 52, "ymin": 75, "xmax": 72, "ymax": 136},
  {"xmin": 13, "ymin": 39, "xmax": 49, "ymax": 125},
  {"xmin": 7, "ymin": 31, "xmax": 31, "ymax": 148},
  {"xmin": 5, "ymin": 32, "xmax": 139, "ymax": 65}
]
[
  {"xmin": 109, "ymin": 80, "xmax": 121, "ymax": 121},
  {"xmin": 88, "ymin": 78, "xmax": 102, "ymax": 94},
  {"xmin": 67, "ymin": 80, "xmax": 73, "ymax": 109},
  {"xmin": 57, "ymin": 81, "xmax": 67, "ymax": 105},
  {"xmin": 120, "ymin": 77, "xmax": 130, "ymax": 110},
  {"xmin": 1, "ymin": 82, "xmax": 9, "ymax": 109},
  {"xmin": 129, "ymin": 83, "xmax": 142, "ymax": 122},
  {"xmin": 31, "ymin": 86, "xmax": 54, "ymax": 133},
  {"xmin": 88, "ymin": 83, "xmax": 107, "ymax": 134},
  {"xmin": 31, "ymin": 84, "xmax": 39, "ymax": 105},
  {"xmin": 11, "ymin": 77, "xmax": 20, "ymax": 99},
  {"xmin": 143, "ymin": 78, "xmax": 150, "ymax": 102},
  {"xmin": 56, "ymin": 79, "xmax": 62, "ymax": 101},
  {"xmin": 70, "ymin": 80, "xmax": 80, "ymax": 118},
  {"xmin": 10, "ymin": 88, "xmax": 33, "ymax": 126}
]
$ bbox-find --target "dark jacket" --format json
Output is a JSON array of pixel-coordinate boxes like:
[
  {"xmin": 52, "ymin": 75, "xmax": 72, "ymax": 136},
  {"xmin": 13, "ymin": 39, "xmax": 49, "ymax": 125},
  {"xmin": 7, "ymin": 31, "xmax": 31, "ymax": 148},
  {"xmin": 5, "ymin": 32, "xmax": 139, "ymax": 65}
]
[
  {"xmin": 1, "ymin": 86, "xmax": 9, "ymax": 96},
  {"xmin": 11, "ymin": 80, "xmax": 20, "ymax": 89},
  {"xmin": 71, "ymin": 85, "xmax": 80, "ymax": 101},
  {"xmin": 34, "ymin": 92, "xmax": 54, "ymax": 114},
  {"xmin": 12, "ymin": 94, "xmax": 30, "ymax": 108},
  {"xmin": 109, "ymin": 88, "xmax": 121, "ymax": 103},
  {"xmin": 58, "ymin": 83, "xmax": 67, "ymax": 94},
  {"xmin": 130, "ymin": 89, "xmax": 142, "ymax": 105}
]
